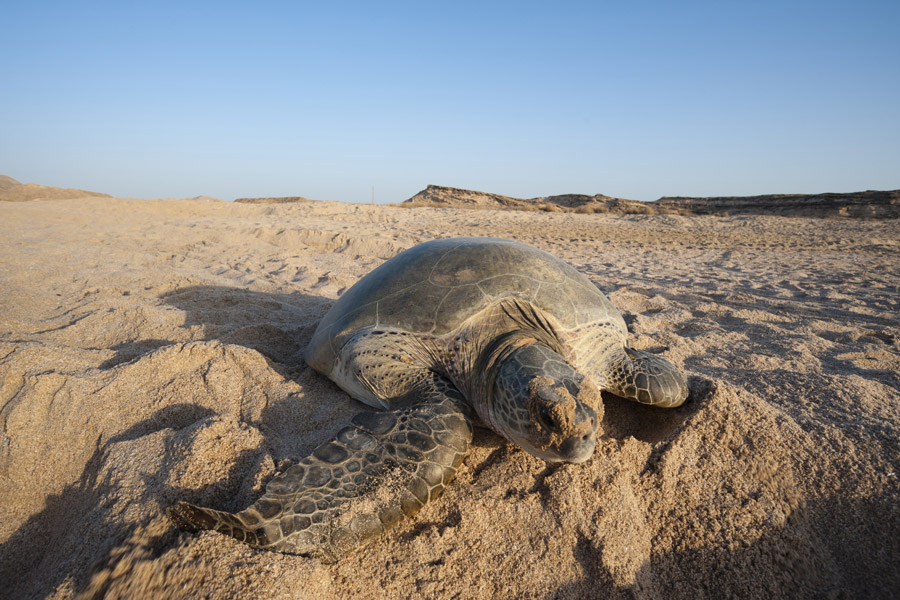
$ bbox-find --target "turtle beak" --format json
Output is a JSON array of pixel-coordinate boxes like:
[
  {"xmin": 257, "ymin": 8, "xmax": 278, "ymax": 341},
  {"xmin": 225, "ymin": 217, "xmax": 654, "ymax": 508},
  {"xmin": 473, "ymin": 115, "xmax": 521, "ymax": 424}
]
[
  {"xmin": 557, "ymin": 406, "xmax": 596, "ymax": 463},
  {"xmin": 559, "ymin": 431, "xmax": 595, "ymax": 462}
]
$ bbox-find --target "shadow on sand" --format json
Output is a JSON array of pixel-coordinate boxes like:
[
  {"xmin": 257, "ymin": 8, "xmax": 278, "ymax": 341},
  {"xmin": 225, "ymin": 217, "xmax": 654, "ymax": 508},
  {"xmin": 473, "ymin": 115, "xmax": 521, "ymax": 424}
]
[
  {"xmin": 4, "ymin": 285, "xmax": 895, "ymax": 598},
  {"xmin": 0, "ymin": 285, "xmax": 335, "ymax": 598},
  {"xmin": 556, "ymin": 488, "xmax": 899, "ymax": 599}
]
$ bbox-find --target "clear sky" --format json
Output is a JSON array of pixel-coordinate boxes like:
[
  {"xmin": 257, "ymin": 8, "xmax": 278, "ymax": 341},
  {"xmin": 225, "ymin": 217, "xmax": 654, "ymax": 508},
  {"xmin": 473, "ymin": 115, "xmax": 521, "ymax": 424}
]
[{"xmin": 2, "ymin": 1, "xmax": 898, "ymax": 203}]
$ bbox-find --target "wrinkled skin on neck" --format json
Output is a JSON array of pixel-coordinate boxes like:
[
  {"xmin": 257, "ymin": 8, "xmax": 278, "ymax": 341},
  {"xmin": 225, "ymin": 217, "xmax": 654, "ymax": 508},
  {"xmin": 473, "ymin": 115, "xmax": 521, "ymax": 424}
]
[{"xmin": 490, "ymin": 343, "xmax": 600, "ymax": 463}]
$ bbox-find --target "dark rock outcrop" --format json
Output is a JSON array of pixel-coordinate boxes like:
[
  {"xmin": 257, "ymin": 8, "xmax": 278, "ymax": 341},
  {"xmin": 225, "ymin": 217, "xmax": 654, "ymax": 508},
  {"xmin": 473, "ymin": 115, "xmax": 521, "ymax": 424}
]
[{"xmin": 655, "ymin": 190, "xmax": 900, "ymax": 218}]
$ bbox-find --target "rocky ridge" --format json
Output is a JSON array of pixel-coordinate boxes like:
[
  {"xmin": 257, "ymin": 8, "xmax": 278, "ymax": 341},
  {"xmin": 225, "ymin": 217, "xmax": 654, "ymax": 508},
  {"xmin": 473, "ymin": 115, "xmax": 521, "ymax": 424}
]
[
  {"xmin": 403, "ymin": 184, "xmax": 900, "ymax": 218},
  {"xmin": 233, "ymin": 196, "xmax": 313, "ymax": 204},
  {"xmin": 657, "ymin": 190, "xmax": 900, "ymax": 218},
  {"xmin": 401, "ymin": 184, "xmax": 659, "ymax": 214}
]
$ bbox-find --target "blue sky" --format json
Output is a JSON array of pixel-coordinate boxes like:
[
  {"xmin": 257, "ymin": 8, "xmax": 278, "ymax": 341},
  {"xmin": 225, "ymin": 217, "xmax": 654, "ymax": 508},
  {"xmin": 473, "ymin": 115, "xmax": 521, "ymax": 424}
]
[{"xmin": 2, "ymin": 1, "xmax": 898, "ymax": 202}]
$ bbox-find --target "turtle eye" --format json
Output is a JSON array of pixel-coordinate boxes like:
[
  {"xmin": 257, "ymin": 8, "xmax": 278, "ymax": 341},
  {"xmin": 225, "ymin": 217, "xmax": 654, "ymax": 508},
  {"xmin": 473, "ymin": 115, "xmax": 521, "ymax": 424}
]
[{"xmin": 538, "ymin": 406, "xmax": 555, "ymax": 430}]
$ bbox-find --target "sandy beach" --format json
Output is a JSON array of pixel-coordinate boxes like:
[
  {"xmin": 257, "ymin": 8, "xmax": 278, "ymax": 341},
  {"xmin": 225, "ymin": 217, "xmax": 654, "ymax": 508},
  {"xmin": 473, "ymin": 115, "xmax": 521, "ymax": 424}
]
[{"xmin": 1, "ymin": 196, "xmax": 898, "ymax": 599}]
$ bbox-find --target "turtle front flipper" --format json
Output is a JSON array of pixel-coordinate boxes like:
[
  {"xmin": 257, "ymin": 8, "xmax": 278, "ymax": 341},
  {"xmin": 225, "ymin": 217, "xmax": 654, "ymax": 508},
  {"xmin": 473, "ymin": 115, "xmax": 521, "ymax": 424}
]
[
  {"xmin": 169, "ymin": 383, "xmax": 473, "ymax": 562},
  {"xmin": 604, "ymin": 346, "xmax": 688, "ymax": 407}
]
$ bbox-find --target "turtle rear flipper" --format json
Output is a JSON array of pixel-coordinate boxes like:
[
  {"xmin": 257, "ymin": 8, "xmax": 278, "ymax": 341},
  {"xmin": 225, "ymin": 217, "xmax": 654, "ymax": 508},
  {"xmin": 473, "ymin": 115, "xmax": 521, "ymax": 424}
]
[{"xmin": 169, "ymin": 380, "xmax": 473, "ymax": 562}]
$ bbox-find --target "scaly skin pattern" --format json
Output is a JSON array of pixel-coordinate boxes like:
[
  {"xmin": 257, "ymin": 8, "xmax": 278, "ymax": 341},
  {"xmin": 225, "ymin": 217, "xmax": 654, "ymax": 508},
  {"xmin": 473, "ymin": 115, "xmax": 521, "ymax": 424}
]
[
  {"xmin": 603, "ymin": 346, "xmax": 688, "ymax": 407},
  {"xmin": 170, "ymin": 376, "xmax": 472, "ymax": 562},
  {"xmin": 564, "ymin": 321, "xmax": 688, "ymax": 408}
]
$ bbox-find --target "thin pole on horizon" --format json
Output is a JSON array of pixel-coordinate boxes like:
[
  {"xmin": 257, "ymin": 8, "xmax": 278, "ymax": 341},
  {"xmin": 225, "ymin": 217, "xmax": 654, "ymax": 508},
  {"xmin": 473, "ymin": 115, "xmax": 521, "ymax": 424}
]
[{"xmin": 372, "ymin": 185, "xmax": 374, "ymax": 204}]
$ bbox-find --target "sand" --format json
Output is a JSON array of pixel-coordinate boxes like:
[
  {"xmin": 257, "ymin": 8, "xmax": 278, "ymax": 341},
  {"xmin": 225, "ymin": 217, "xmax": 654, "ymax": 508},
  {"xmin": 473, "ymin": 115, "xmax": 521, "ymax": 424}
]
[{"xmin": 1, "ymin": 196, "xmax": 898, "ymax": 599}]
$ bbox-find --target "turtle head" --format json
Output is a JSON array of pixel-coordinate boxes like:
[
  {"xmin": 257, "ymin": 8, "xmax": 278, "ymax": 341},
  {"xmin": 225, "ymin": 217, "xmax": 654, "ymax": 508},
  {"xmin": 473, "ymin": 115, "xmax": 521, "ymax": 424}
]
[{"xmin": 490, "ymin": 343, "xmax": 600, "ymax": 463}]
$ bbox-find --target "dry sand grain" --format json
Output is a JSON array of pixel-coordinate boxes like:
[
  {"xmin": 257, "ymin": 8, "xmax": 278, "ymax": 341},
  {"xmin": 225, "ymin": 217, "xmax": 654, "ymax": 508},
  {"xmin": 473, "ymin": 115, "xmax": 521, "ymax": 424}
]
[{"xmin": 1, "ymin": 197, "xmax": 898, "ymax": 599}]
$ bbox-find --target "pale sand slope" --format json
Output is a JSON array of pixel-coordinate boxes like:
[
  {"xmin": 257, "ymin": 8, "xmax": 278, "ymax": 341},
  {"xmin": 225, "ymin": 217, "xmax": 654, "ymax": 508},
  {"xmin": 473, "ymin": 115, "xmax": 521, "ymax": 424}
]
[{"xmin": 1, "ymin": 197, "xmax": 898, "ymax": 599}]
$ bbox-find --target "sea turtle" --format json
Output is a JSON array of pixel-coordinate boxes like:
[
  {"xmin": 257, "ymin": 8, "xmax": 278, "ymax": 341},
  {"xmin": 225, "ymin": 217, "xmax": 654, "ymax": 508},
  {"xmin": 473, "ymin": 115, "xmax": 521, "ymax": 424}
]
[{"xmin": 170, "ymin": 237, "xmax": 688, "ymax": 561}]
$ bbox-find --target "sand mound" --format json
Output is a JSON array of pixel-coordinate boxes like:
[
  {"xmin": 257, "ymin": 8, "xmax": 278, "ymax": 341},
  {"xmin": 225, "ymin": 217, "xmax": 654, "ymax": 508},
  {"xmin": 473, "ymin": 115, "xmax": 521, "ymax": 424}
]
[
  {"xmin": 1, "ymin": 197, "xmax": 898, "ymax": 598},
  {"xmin": 0, "ymin": 174, "xmax": 21, "ymax": 191},
  {"xmin": 0, "ymin": 177, "xmax": 112, "ymax": 202}
]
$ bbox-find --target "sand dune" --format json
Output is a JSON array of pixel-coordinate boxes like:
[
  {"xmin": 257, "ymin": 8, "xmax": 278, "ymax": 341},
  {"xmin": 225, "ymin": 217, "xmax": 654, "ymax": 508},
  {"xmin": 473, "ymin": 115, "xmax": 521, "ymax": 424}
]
[
  {"xmin": 0, "ymin": 176, "xmax": 112, "ymax": 202},
  {"xmin": 0, "ymin": 175, "xmax": 21, "ymax": 191},
  {"xmin": 0, "ymin": 175, "xmax": 112, "ymax": 202},
  {"xmin": 1, "ymin": 196, "xmax": 898, "ymax": 598}
]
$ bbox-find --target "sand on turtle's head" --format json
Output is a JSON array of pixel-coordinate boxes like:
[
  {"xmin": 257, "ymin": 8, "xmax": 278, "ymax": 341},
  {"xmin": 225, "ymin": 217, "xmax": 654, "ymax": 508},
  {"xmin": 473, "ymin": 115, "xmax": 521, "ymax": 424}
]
[{"xmin": 527, "ymin": 375, "xmax": 600, "ymax": 453}]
